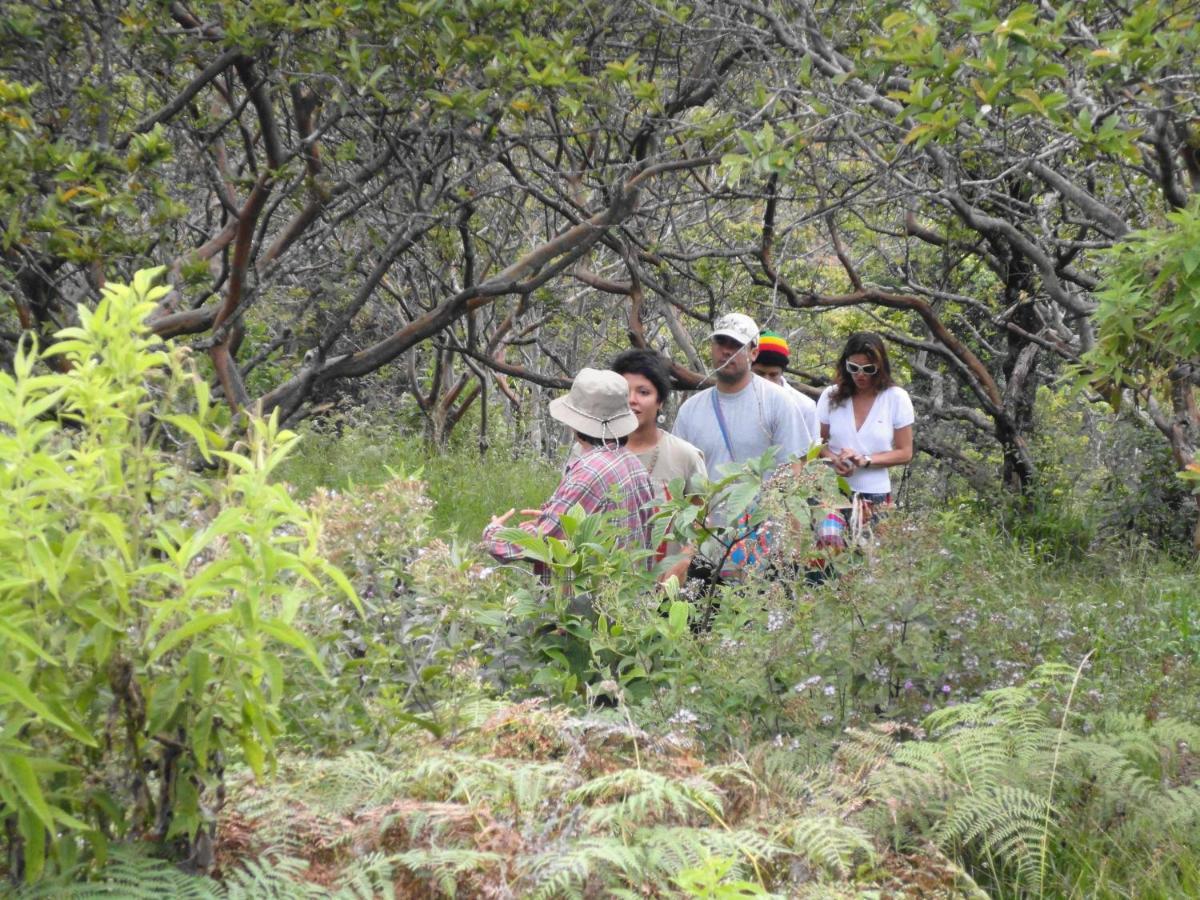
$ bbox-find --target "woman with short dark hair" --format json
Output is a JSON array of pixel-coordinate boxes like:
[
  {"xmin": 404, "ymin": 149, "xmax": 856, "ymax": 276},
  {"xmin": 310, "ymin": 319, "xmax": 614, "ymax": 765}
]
[{"xmin": 609, "ymin": 349, "xmax": 706, "ymax": 499}]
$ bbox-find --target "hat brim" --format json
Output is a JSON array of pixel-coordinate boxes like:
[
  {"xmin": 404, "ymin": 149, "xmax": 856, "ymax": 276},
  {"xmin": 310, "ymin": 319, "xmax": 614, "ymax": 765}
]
[
  {"xmin": 709, "ymin": 328, "xmax": 756, "ymax": 347},
  {"xmin": 548, "ymin": 395, "xmax": 638, "ymax": 439}
]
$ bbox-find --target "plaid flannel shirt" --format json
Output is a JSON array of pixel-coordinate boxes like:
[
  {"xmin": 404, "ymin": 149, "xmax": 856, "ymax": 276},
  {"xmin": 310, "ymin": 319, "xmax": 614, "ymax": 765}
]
[{"xmin": 483, "ymin": 445, "xmax": 655, "ymax": 563}]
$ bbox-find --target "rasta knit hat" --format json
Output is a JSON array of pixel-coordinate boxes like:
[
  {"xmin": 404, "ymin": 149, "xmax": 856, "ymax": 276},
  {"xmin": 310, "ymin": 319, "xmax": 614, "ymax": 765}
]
[
  {"xmin": 756, "ymin": 331, "xmax": 790, "ymax": 369},
  {"xmin": 548, "ymin": 368, "xmax": 639, "ymax": 440}
]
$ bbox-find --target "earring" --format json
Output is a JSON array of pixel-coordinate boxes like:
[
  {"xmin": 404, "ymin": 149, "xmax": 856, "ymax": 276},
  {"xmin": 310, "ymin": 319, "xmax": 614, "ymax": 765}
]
[{"xmin": 656, "ymin": 413, "xmax": 666, "ymax": 425}]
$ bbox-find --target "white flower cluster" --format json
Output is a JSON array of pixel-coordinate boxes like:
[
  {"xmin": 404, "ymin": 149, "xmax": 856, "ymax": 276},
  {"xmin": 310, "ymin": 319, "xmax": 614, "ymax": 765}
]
[{"xmin": 668, "ymin": 707, "xmax": 700, "ymax": 727}]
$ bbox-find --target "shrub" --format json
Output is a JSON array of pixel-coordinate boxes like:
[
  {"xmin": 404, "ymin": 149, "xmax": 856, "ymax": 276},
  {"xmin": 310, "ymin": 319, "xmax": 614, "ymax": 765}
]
[{"xmin": 0, "ymin": 269, "xmax": 354, "ymax": 880}]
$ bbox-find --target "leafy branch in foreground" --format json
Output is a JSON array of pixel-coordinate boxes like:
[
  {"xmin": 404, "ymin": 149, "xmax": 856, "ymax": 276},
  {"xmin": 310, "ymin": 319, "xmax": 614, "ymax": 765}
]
[{"xmin": 0, "ymin": 268, "xmax": 356, "ymax": 881}]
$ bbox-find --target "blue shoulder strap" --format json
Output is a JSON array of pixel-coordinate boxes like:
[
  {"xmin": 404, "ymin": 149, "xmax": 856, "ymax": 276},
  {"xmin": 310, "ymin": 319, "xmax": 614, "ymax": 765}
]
[{"xmin": 710, "ymin": 390, "xmax": 736, "ymax": 461}]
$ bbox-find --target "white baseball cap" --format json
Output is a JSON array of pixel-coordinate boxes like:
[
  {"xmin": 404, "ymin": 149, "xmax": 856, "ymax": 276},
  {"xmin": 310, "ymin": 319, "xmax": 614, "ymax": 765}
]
[{"xmin": 709, "ymin": 313, "xmax": 759, "ymax": 347}]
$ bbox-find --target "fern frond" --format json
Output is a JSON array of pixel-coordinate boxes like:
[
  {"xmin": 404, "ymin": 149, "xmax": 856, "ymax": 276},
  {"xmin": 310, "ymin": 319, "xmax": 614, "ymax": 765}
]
[
  {"xmin": 637, "ymin": 824, "xmax": 785, "ymax": 880},
  {"xmin": 219, "ymin": 854, "xmax": 326, "ymax": 900},
  {"xmin": 568, "ymin": 768, "xmax": 725, "ymax": 830},
  {"xmin": 522, "ymin": 836, "xmax": 643, "ymax": 900},
  {"xmin": 933, "ymin": 784, "xmax": 1053, "ymax": 892},
  {"xmin": 836, "ymin": 726, "xmax": 898, "ymax": 779},
  {"xmin": 1147, "ymin": 716, "xmax": 1200, "ymax": 754},
  {"xmin": 1137, "ymin": 782, "xmax": 1200, "ymax": 834},
  {"xmin": 778, "ymin": 815, "xmax": 875, "ymax": 878},
  {"xmin": 328, "ymin": 852, "xmax": 397, "ymax": 900},
  {"xmin": 390, "ymin": 847, "xmax": 505, "ymax": 896},
  {"xmin": 14, "ymin": 847, "xmax": 219, "ymax": 900}
]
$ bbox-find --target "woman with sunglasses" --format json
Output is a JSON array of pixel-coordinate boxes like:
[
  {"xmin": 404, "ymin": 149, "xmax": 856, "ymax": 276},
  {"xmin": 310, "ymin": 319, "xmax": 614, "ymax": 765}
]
[{"xmin": 816, "ymin": 333, "xmax": 913, "ymax": 533}]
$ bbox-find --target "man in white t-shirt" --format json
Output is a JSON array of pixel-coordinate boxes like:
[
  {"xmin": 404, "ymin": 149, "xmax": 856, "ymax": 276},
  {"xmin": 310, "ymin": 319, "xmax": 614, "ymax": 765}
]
[
  {"xmin": 672, "ymin": 313, "xmax": 814, "ymax": 482},
  {"xmin": 752, "ymin": 330, "xmax": 819, "ymax": 450}
]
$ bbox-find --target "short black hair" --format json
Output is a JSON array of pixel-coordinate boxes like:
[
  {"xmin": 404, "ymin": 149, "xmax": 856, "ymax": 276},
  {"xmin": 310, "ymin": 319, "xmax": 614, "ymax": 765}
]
[
  {"xmin": 610, "ymin": 348, "xmax": 672, "ymax": 404},
  {"xmin": 575, "ymin": 431, "xmax": 630, "ymax": 447}
]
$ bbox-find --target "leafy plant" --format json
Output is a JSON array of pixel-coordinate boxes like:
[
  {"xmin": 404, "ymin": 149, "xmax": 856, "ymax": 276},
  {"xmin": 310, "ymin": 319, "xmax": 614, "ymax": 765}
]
[
  {"xmin": 496, "ymin": 502, "xmax": 670, "ymax": 700},
  {"xmin": 0, "ymin": 268, "xmax": 355, "ymax": 880},
  {"xmin": 861, "ymin": 663, "xmax": 1200, "ymax": 896}
]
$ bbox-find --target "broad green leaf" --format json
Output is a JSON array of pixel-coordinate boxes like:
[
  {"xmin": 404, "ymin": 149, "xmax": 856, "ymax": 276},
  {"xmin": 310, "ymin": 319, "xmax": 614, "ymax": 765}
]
[
  {"xmin": 0, "ymin": 753, "xmax": 56, "ymax": 831},
  {"xmin": 148, "ymin": 611, "xmax": 235, "ymax": 663},
  {"xmin": 0, "ymin": 672, "xmax": 97, "ymax": 746}
]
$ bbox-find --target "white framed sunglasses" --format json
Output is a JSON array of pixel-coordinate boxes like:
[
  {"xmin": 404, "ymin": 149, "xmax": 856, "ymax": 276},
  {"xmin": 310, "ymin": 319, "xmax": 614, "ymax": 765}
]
[{"xmin": 845, "ymin": 361, "xmax": 878, "ymax": 375}]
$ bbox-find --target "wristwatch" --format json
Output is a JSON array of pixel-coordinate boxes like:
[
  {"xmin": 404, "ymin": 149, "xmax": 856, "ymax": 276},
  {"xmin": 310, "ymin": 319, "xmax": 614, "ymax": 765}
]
[{"xmin": 862, "ymin": 455, "xmax": 873, "ymax": 468}]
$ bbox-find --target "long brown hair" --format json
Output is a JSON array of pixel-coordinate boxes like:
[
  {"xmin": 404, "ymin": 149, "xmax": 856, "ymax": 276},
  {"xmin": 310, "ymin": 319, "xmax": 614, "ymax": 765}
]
[{"xmin": 829, "ymin": 332, "xmax": 894, "ymax": 407}]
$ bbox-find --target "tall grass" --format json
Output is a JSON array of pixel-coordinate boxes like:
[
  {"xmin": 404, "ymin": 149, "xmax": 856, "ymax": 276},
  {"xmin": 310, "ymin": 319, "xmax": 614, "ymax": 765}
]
[{"xmin": 276, "ymin": 423, "xmax": 562, "ymax": 538}]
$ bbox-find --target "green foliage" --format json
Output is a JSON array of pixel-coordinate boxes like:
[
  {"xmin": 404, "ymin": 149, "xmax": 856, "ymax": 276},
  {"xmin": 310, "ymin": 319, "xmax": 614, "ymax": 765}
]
[
  {"xmin": 0, "ymin": 76, "xmax": 177, "ymax": 268},
  {"xmin": 276, "ymin": 425, "xmax": 561, "ymax": 538},
  {"xmin": 864, "ymin": 664, "xmax": 1200, "ymax": 896},
  {"xmin": 202, "ymin": 700, "xmax": 874, "ymax": 897},
  {"xmin": 282, "ymin": 474, "xmax": 512, "ymax": 747},
  {"xmin": 0, "ymin": 268, "xmax": 353, "ymax": 879},
  {"xmin": 496, "ymin": 501, "xmax": 673, "ymax": 701},
  {"xmin": 1088, "ymin": 196, "xmax": 1200, "ymax": 396}
]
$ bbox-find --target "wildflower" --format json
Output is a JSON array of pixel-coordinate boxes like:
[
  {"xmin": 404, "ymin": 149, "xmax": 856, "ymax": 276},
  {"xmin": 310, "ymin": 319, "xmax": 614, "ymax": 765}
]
[
  {"xmin": 941, "ymin": 684, "xmax": 952, "ymax": 694},
  {"xmin": 669, "ymin": 708, "xmax": 700, "ymax": 727},
  {"xmin": 823, "ymin": 684, "xmax": 836, "ymax": 697}
]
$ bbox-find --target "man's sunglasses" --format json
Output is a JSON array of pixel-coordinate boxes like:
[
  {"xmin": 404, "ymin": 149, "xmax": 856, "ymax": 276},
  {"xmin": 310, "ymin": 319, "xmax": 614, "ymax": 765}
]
[{"xmin": 845, "ymin": 361, "xmax": 878, "ymax": 375}]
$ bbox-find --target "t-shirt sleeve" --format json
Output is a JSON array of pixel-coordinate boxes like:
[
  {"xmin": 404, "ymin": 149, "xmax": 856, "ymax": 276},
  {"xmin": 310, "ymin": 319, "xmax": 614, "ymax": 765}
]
[
  {"xmin": 684, "ymin": 446, "xmax": 707, "ymax": 493},
  {"xmin": 672, "ymin": 397, "xmax": 696, "ymax": 446},
  {"xmin": 815, "ymin": 387, "xmax": 832, "ymax": 425},
  {"xmin": 769, "ymin": 388, "xmax": 812, "ymax": 460},
  {"xmin": 890, "ymin": 388, "xmax": 915, "ymax": 429}
]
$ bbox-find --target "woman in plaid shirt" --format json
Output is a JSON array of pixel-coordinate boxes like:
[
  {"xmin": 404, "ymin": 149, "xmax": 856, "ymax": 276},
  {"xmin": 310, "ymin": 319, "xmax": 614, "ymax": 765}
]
[{"xmin": 483, "ymin": 368, "xmax": 656, "ymax": 563}]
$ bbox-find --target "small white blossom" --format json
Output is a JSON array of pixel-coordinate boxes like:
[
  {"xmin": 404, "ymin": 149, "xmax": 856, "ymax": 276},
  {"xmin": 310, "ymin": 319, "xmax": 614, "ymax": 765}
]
[{"xmin": 669, "ymin": 708, "xmax": 700, "ymax": 727}]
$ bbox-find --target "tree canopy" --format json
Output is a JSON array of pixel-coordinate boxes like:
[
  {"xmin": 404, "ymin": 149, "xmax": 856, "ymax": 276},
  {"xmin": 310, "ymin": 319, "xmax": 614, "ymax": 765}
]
[{"xmin": 2, "ymin": 0, "xmax": 1199, "ymax": 512}]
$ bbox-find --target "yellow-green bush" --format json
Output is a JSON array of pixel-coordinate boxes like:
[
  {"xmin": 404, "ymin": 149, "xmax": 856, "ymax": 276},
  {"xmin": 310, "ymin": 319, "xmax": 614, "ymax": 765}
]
[{"xmin": 0, "ymin": 269, "xmax": 354, "ymax": 880}]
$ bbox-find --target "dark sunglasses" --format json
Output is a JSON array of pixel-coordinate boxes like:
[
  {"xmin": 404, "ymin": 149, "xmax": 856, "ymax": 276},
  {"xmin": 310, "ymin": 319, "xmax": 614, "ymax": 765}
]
[{"xmin": 845, "ymin": 361, "xmax": 878, "ymax": 375}]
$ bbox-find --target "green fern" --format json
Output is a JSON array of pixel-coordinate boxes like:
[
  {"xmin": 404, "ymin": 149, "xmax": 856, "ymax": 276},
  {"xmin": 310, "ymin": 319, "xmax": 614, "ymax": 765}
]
[
  {"xmin": 389, "ymin": 847, "xmax": 505, "ymax": 896},
  {"xmin": 568, "ymin": 768, "xmax": 727, "ymax": 830},
  {"xmin": 779, "ymin": 816, "xmax": 876, "ymax": 880},
  {"xmin": 522, "ymin": 837, "xmax": 644, "ymax": 899},
  {"xmin": 13, "ymin": 847, "xmax": 219, "ymax": 900},
  {"xmin": 219, "ymin": 855, "xmax": 325, "ymax": 900}
]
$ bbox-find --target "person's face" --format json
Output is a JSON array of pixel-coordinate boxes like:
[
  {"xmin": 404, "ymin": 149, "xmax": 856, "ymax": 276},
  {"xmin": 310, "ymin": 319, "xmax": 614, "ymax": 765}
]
[
  {"xmin": 623, "ymin": 372, "xmax": 661, "ymax": 431},
  {"xmin": 711, "ymin": 335, "xmax": 756, "ymax": 382},
  {"xmin": 845, "ymin": 352, "xmax": 879, "ymax": 391},
  {"xmin": 752, "ymin": 362, "xmax": 786, "ymax": 385}
]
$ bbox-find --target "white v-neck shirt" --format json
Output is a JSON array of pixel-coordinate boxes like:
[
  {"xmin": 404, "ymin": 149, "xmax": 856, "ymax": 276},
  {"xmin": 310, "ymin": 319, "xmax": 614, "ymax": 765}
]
[{"xmin": 816, "ymin": 385, "xmax": 914, "ymax": 494}]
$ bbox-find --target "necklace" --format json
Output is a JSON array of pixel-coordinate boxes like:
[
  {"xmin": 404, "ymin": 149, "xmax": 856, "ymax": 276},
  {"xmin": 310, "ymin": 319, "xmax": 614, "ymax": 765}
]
[{"xmin": 644, "ymin": 430, "xmax": 662, "ymax": 478}]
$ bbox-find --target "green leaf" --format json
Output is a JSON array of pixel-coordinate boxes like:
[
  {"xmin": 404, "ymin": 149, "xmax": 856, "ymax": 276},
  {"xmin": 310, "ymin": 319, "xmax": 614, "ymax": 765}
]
[
  {"xmin": 0, "ymin": 617, "xmax": 59, "ymax": 666},
  {"xmin": 0, "ymin": 672, "xmax": 97, "ymax": 746},
  {"xmin": 148, "ymin": 611, "xmax": 234, "ymax": 664},
  {"xmin": 0, "ymin": 753, "xmax": 56, "ymax": 832},
  {"xmin": 667, "ymin": 600, "xmax": 690, "ymax": 638},
  {"xmin": 259, "ymin": 618, "xmax": 326, "ymax": 676}
]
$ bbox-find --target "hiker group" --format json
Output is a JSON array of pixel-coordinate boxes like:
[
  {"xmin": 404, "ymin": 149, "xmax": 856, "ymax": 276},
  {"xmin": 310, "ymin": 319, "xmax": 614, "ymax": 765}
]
[{"xmin": 483, "ymin": 313, "xmax": 914, "ymax": 582}]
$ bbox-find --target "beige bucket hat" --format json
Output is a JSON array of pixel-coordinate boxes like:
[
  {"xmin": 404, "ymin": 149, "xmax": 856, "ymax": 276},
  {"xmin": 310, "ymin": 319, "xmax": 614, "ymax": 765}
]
[{"xmin": 548, "ymin": 368, "xmax": 638, "ymax": 440}]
